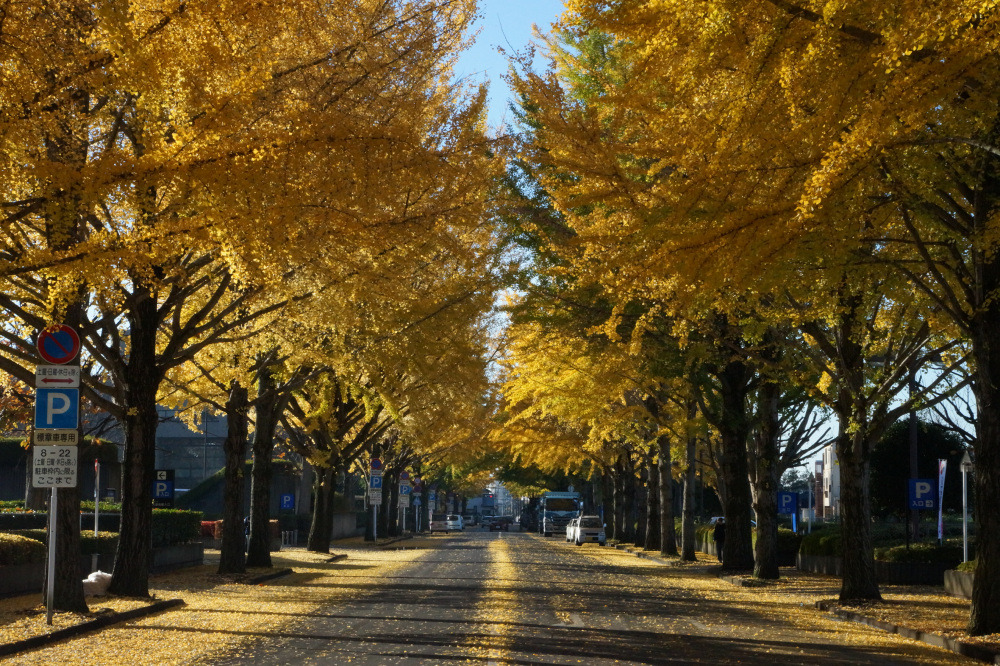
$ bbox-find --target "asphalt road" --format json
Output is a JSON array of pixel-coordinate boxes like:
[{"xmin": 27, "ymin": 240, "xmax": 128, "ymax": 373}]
[{"xmin": 218, "ymin": 530, "xmax": 972, "ymax": 665}]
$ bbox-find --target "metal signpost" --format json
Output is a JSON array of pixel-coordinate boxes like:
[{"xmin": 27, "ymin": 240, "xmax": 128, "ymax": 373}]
[
  {"xmin": 961, "ymin": 452, "xmax": 974, "ymax": 562},
  {"xmin": 33, "ymin": 325, "xmax": 81, "ymax": 625},
  {"xmin": 399, "ymin": 481, "xmax": 412, "ymax": 532},
  {"xmin": 370, "ymin": 458, "xmax": 383, "ymax": 541},
  {"xmin": 937, "ymin": 459, "xmax": 947, "ymax": 544}
]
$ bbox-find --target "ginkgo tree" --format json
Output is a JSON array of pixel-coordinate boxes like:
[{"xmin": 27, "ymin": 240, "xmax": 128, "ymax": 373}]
[
  {"xmin": 511, "ymin": 0, "xmax": 1000, "ymax": 630},
  {"xmin": 0, "ymin": 0, "xmax": 503, "ymax": 601}
]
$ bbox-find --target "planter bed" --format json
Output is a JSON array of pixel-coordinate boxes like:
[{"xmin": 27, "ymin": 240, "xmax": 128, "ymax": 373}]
[
  {"xmin": 944, "ymin": 569, "xmax": 974, "ymax": 599},
  {"xmin": 797, "ymin": 553, "xmax": 955, "ymax": 585},
  {"xmin": 0, "ymin": 543, "xmax": 203, "ymax": 598}
]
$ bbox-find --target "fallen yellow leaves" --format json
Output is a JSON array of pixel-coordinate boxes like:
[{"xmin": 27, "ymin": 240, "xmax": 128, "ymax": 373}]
[{"xmin": 0, "ymin": 548, "xmax": 424, "ymax": 665}]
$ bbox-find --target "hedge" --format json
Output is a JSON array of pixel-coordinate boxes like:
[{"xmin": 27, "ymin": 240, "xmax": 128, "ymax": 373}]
[
  {"xmin": 8, "ymin": 529, "xmax": 118, "ymax": 555},
  {"xmin": 151, "ymin": 509, "xmax": 202, "ymax": 547},
  {"xmin": 0, "ymin": 532, "xmax": 46, "ymax": 566},
  {"xmin": 957, "ymin": 559, "xmax": 976, "ymax": 573},
  {"xmin": 0, "ymin": 512, "xmax": 47, "ymax": 530},
  {"xmin": 800, "ymin": 526, "xmax": 968, "ymax": 565},
  {"xmin": 874, "ymin": 543, "xmax": 964, "ymax": 566},
  {"xmin": 0, "ymin": 500, "xmax": 25, "ymax": 510}
]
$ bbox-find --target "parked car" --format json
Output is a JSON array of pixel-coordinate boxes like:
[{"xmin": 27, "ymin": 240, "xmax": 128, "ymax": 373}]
[
  {"xmin": 430, "ymin": 514, "xmax": 463, "ymax": 534},
  {"xmin": 573, "ymin": 515, "xmax": 606, "ymax": 546},
  {"xmin": 489, "ymin": 516, "xmax": 509, "ymax": 532},
  {"xmin": 565, "ymin": 517, "xmax": 580, "ymax": 543},
  {"xmin": 463, "ymin": 515, "xmax": 477, "ymax": 527}
]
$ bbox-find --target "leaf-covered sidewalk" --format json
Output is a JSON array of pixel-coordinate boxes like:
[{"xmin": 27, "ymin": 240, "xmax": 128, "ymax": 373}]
[
  {"xmin": 0, "ymin": 547, "xmax": 426, "ymax": 664},
  {"xmin": 620, "ymin": 545, "xmax": 1000, "ymax": 661}
]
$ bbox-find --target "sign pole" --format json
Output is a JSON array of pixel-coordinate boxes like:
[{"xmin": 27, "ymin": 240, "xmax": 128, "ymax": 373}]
[
  {"xmin": 46, "ymin": 487, "xmax": 57, "ymax": 625},
  {"xmin": 962, "ymin": 465, "xmax": 968, "ymax": 562},
  {"xmin": 372, "ymin": 503, "xmax": 377, "ymax": 542},
  {"xmin": 94, "ymin": 460, "xmax": 100, "ymax": 536}
]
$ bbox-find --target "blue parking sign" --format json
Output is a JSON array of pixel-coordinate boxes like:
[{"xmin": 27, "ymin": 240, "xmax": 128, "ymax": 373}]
[
  {"xmin": 35, "ymin": 388, "xmax": 79, "ymax": 429},
  {"xmin": 370, "ymin": 475, "xmax": 383, "ymax": 489},
  {"xmin": 777, "ymin": 492, "xmax": 799, "ymax": 515},
  {"xmin": 280, "ymin": 494, "xmax": 295, "ymax": 510},
  {"xmin": 909, "ymin": 479, "xmax": 937, "ymax": 510}
]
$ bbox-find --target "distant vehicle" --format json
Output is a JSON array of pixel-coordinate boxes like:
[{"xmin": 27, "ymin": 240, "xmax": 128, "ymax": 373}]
[
  {"xmin": 489, "ymin": 516, "xmax": 509, "ymax": 532},
  {"xmin": 430, "ymin": 514, "xmax": 463, "ymax": 534},
  {"xmin": 463, "ymin": 514, "xmax": 476, "ymax": 527},
  {"xmin": 573, "ymin": 515, "xmax": 606, "ymax": 546},
  {"xmin": 540, "ymin": 491, "xmax": 581, "ymax": 537}
]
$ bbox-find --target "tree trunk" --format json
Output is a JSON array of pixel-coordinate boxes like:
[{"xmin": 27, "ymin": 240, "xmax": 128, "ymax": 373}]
[
  {"xmin": 634, "ymin": 456, "xmax": 648, "ymax": 547},
  {"xmin": 969, "ymin": 302, "xmax": 1000, "ymax": 634},
  {"xmin": 645, "ymin": 451, "xmax": 660, "ymax": 551},
  {"xmin": 48, "ymin": 486, "xmax": 87, "ymax": 612},
  {"xmin": 837, "ymin": 430, "xmax": 881, "ymax": 600},
  {"xmin": 623, "ymin": 452, "xmax": 637, "ymax": 542},
  {"xmin": 109, "ymin": 290, "xmax": 160, "ymax": 597},
  {"xmin": 682, "ymin": 430, "xmax": 697, "ymax": 561},
  {"xmin": 601, "ymin": 469, "xmax": 614, "ymax": 537},
  {"xmin": 218, "ymin": 383, "xmax": 249, "ymax": 574},
  {"xmin": 752, "ymin": 379, "xmax": 781, "ymax": 580},
  {"xmin": 832, "ymin": 291, "xmax": 881, "ymax": 601},
  {"xmin": 658, "ymin": 437, "xmax": 677, "ymax": 556},
  {"xmin": 613, "ymin": 456, "xmax": 626, "ymax": 542},
  {"xmin": 717, "ymin": 357, "xmax": 755, "ymax": 571},
  {"xmin": 307, "ymin": 467, "xmax": 332, "ymax": 552},
  {"xmin": 246, "ymin": 366, "xmax": 280, "ymax": 568}
]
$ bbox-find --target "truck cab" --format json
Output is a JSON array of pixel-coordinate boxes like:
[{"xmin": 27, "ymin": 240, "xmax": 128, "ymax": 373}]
[{"xmin": 539, "ymin": 491, "xmax": 581, "ymax": 537}]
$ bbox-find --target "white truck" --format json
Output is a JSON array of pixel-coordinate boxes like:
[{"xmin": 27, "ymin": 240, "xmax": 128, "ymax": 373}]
[{"xmin": 539, "ymin": 491, "xmax": 581, "ymax": 537}]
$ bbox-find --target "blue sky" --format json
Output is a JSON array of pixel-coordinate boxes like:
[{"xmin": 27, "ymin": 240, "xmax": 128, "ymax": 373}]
[{"xmin": 454, "ymin": 0, "xmax": 567, "ymax": 128}]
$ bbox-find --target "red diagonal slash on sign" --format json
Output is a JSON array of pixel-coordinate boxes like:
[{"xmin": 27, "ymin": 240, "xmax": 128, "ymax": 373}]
[{"xmin": 41, "ymin": 378, "xmax": 74, "ymax": 384}]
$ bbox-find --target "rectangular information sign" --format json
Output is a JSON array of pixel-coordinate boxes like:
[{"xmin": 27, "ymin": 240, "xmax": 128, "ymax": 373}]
[
  {"xmin": 370, "ymin": 489, "xmax": 383, "ymax": 505},
  {"xmin": 32, "ymin": 446, "xmax": 78, "ymax": 488},
  {"xmin": 34, "ymin": 429, "xmax": 79, "ymax": 446},
  {"xmin": 35, "ymin": 365, "xmax": 80, "ymax": 388},
  {"xmin": 398, "ymin": 494, "xmax": 410, "ymax": 508}
]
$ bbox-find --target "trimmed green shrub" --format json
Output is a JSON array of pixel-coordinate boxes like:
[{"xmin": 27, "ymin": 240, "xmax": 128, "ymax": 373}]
[
  {"xmin": 874, "ymin": 543, "xmax": 963, "ymax": 565},
  {"xmin": 0, "ymin": 500, "xmax": 25, "ymax": 509},
  {"xmin": 0, "ymin": 512, "xmax": 47, "ymax": 530},
  {"xmin": 956, "ymin": 559, "xmax": 976, "ymax": 573},
  {"xmin": 151, "ymin": 509, "xmax": 202, "ymax": 547},
  {"xmin": 80, "ymin": 531, "xmax": 119, "ymax": 555},
  {"xmin": 79, "ymin": 501, "xmax": 122, "ymax": 513},
  {"xmin": 799, "ymin": 527, "xmax": 842, "ymax": 557},
  {"xmin": 0, "ymin": 532, "xmax": 46, "ymax": 565},
  {"xmin": 6, "ymin": 529, "xmax": 118, "ymax": 555}
]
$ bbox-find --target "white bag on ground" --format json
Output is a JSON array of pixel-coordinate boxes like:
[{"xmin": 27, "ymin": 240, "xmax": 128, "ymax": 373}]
[{"xmin": 82, "ymin": 570, "xmax": 112, "ymax": 596}]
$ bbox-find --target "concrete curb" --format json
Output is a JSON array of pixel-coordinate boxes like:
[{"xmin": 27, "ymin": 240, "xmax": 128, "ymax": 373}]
[
  {"xmin": 815, "ymin": 600, "xmax": 1000, "ymax": 664},
  {"xmin": 0, "ymin": 598, "xmax": 185, "ymax": 658},
  {"xmin": 375, "ymin": 535, "xmax": 414, "ymax": 548},
  {"xmin": 719, "ymin": 575, "xmax": 773, "ymax": 587},
  {"xmin": 613, "ymin": 544, "xmax": 687, "ymax": 567},
  {"xmin": 246, "ymin": 568, "xmax": 293, "ymax": 585}
]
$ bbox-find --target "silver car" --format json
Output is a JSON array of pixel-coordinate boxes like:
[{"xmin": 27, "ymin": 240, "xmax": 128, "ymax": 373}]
[{"xmin": 573, "ymin": 515, "xmax": 606, "ymax": 546}]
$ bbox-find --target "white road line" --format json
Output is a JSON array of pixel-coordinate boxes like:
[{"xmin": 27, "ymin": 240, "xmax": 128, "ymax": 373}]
[{"xmin": 689, "ymin": 619, "xmax": 711, "ymax": 632}]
